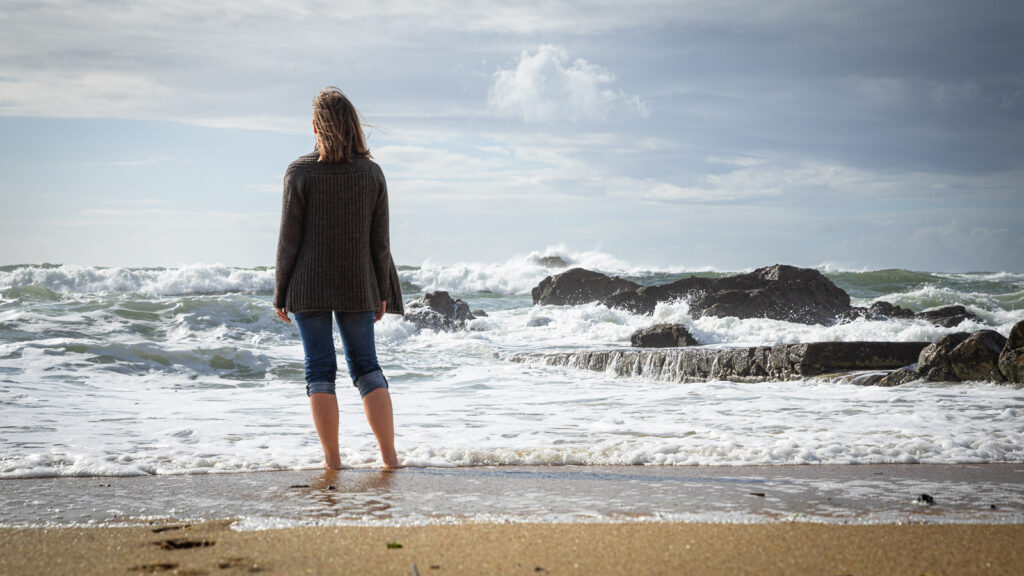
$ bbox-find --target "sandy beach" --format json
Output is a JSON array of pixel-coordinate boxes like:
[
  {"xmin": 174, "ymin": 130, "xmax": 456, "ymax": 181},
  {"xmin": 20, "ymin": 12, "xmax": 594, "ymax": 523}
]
[{"xmin": 2, "ymin": 520, "xmax": 1022, "ymax": 575}]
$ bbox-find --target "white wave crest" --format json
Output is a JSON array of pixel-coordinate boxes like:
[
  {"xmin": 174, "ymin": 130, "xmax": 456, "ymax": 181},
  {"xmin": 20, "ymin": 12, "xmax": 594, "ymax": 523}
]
[
  {"xmin": 0, "ymin": 264, "xmax": 275, "ymax": 296},
  {"xmin": 400, "ymin": 245, "xmax": 705, "ymax": 295}
]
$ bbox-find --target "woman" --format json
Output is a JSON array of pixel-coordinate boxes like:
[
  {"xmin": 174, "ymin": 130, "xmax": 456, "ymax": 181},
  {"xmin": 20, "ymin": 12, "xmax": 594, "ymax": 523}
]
[{"xmin": 274, "ymin": 86, "xmax": 404, "ymax": 470}]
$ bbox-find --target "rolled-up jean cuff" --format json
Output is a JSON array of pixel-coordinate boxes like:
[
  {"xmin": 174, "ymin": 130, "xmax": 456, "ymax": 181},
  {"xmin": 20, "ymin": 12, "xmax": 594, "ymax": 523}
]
[
  {"xmin": 354, "ymin": 369, "xmax": 388, "ymax": 398},
  {"xmin": 306, "ymin": 380, "xmax": 336, "ymax": 397}
]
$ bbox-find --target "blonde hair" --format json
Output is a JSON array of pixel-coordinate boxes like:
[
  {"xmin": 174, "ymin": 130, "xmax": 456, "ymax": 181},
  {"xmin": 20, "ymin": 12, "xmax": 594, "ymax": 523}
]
[{"xmin": 313, "ymin": 87, "xmax": 371, "ymax": 163}]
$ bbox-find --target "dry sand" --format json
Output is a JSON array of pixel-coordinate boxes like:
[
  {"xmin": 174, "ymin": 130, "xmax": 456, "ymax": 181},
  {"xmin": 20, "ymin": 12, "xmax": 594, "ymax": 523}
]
[{"xmin": 2, "ymin": 520, "xmax": 1022, "ymax": 575}]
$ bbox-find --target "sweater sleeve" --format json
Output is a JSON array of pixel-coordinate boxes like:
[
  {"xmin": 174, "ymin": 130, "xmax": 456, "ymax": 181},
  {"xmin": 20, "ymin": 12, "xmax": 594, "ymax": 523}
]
[
  {"xmin": 370, "ymin": 165, "xmax": 392, "ymax": 302},
  {"xmin": 273, "ymin": 164, "xmax": 305, "ymax": 309}
]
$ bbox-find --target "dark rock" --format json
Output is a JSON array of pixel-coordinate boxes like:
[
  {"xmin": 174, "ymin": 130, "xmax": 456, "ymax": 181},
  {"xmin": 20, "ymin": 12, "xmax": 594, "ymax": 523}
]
[
  {"xmin": 835, "ymin": 307, "xmax": 869, "ymax": 323},
  {"xmin": 876, "ymin": 367, "xmax": 921, "ymax": 387},
  {"xmin": 690, "ymin": 265, "xmax": 851, "ymax": 324},
  {"xmin": 917, "ymin": 493, "xmax": 935, "ymax": 505},
  {"xmin": 630, "ymin": 324, "xmax": 698, "ymax": 348},
  {"xmin": 949, "ymin": 330, "xmax": 1007, "ymax": 382},
  {"xmin": 404, "ymin": 291, "xmax": 475, "ymax": 332},
  {"xmin": 472, "ymin": 309, "xmax": 488, "ymax": 317},
  {"xmin": 531, "ymin": 268, "xmax": 639, "ymax": 306},
  {"xmin": 837, "ymin": 301, "xmax": 915, "ymax": 323},
  {"xmin": 868, "ymin": 301, "xmax": 916, "ymax": 319},
  {"xmin": 917, "ymin": 305, "xmax": 982, "ymax": 328},
  {"xmin": 917, "ymin": 332, "xmax": 970, "ymax": 382},
  {"xmin": 527, "ymin": 316, "xmax": 552, "ymax": 327},
  {"xmin": 601, "ymin": 264, "xmax": 851, "ymax": 325},
  {"xmin": 534, "ymin": 255, "xmax": 570, "ymax": 268},
  {"xmin": 848, "ymin": 372, "xmax": 888, "ymax": 386},
  {"xmin": 998, "ymin": 320, "xmax": 1024, "ymax": 383},
  {"xmin": 512, "ymin": 341, "xmax": 929, "ymax": 383}
]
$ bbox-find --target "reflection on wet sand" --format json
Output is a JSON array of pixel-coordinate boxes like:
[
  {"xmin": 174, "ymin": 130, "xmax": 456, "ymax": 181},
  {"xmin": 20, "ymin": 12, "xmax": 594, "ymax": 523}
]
[{"xmin": 292, "ymin": 469, "xmax": 398, "ymax": 521}]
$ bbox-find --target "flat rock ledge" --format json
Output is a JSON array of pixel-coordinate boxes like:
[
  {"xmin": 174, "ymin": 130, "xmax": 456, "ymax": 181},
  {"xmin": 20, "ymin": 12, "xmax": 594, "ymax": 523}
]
[{"xmin": 510, "ymin": 341, "xmax": 930, "ymax": 384}]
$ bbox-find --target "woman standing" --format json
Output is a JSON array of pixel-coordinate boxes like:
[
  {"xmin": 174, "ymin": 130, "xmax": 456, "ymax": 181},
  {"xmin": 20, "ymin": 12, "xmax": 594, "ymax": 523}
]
[{"xmin": 274, "ymin": 87, "xmax": 404, "ymax": 470}]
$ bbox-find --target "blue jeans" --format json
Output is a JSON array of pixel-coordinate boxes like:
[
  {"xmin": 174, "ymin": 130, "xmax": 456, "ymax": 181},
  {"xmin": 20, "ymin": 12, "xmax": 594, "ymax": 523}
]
[{"xmin": 293, "ymin": 310, "xmax": 389, "ymax": 398}]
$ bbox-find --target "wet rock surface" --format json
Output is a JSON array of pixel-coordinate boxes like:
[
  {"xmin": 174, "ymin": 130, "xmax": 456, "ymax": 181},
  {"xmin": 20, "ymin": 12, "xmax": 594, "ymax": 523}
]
[
  {"xmin": 564, "ymin": 264, "xmax": 851, "ymax": 325},
  {"xmin": 404, "ymin": 291, "xmax": 477, "ymax": 332},
  {"xmin": 916, "ymin": 305, "xmax": 983, "ymax": 328},
  {"xmin": 917, "ymin": 333, "xmax": 971, "ymax": 382},
  {"xmin": 531, "ymin": 268, "xmax": 640, "ymax": 306},
  {"xmin": 531, "ymin": 264, "xmax": 990, "ymax": 331},
  {"xmin": 630, "ymin": 324, "xmax": 699, "ymax": 348},
  {"xmin": 838, "ymin": 301, "xmax": 916, "ymax": 322},
  {"xmin": 949, "ymin": 330, "xmax": 1007, "ymax": 382},
  {"xmin": 998, "ymin": 320, "xmax": 1024, "ymax": 383},
  {"xmin": 512, "ymin": 341, "xmax": 929, "ymax": 383},
  {"xmin": 876, "ymin": 367, "xmax": 921, "ymax": 387}
]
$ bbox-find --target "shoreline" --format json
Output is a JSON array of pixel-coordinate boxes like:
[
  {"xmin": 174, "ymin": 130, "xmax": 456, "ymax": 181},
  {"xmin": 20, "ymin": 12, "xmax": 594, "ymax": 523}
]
[
  {"xmin": 3, "ymin": 463, "xmax": 1023, "ymax": 573},
  {"xmin": 4, "ymin": 463, "xmax": 1023, "ymax": 528}
]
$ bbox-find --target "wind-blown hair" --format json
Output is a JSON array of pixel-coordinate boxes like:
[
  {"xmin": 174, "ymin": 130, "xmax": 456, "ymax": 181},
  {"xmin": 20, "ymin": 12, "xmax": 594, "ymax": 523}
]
[{"xmin": 313, "ymin": 87, "xmax": 371, "ymax": 163}]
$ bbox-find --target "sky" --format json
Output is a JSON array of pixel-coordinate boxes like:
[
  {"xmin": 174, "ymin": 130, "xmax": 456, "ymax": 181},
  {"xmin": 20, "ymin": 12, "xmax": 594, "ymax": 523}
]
[{"xmin": 1, "ymin": 0, "xmax": 1022, "ymax": 272}]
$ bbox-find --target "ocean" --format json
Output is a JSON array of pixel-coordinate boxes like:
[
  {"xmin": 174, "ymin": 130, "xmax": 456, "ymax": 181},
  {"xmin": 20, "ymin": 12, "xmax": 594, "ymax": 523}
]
[{"xmin": 2, "ymin": 248, "xmax": 1023, "ymax": 480}]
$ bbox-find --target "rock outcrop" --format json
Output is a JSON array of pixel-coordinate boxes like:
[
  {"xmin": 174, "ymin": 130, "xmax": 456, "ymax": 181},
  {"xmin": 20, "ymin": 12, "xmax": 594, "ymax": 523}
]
[
  {"xmin": 917, "ymin": 329, "xmax": 1014, "ymax": 382},
  {"xmin": 948, "ymin": 330, "xmax": 1007, "ymax": 382},
  {"xmin": 630, "ymin": 324, "xmax": 698, "ymax": 348},
  {"xmin": 404, "ymin": 291, "xmax": 477, "ymax": 332},
  {"xmin": 917, "ymin": 333, "xmax": 971, "ymax": 381},
  {"xmin": 998, "ymin": 320, "xmax": 1024, "ymax": 383},
  {"xmin": 531, "ymin": 268, "xmax": 639, "ymax": 306},
  {"xmin": 600, "ymin": 264, "xmax": 851, "ymax": 325},
  {"xmin": 530, "ymin": 264, "xmax": 990, "ymax": 329},
  {"xmin": 511, "ymin": 341, "xmax": 929, "ymax": 384},
  {"xmin": 916, "ymin": 305, "xmax": 982, "ymax": 328}
]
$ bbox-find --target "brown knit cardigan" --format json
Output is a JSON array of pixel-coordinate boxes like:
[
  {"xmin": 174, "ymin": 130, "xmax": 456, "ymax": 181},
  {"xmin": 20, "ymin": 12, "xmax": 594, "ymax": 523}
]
[{"xmin": 274, "ymin": 152, "xmax": 404, "ymax": 315}]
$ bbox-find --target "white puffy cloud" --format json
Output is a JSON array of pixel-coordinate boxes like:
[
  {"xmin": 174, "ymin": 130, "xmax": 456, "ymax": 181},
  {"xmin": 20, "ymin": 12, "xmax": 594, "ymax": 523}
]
[{"xmin": 488, "ymin": 44, "xmax": 649, "ymax": 123}]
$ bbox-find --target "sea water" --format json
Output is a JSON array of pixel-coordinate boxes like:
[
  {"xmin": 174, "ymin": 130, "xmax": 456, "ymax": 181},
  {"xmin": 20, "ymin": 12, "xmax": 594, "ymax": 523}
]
[{"xmin": 1, "ymin": 248, "xmax": 1023, "ymax": 478}]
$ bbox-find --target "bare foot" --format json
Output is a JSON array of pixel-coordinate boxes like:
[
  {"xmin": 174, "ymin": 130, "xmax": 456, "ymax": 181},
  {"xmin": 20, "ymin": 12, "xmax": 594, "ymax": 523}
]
[
  {"xmin": 324, "ymin": 461, "xmax": 346, "ymax": 471},
  {"xmin": 382, "ymin": 461, "xmax": 404, "ymax": 472}
]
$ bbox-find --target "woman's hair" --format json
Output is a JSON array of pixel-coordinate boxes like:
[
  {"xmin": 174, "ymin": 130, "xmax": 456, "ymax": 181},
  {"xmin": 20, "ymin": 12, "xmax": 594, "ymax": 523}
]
[{"xmin": 313, "ymin": 87, "xmax": 371, "ymax": 163}]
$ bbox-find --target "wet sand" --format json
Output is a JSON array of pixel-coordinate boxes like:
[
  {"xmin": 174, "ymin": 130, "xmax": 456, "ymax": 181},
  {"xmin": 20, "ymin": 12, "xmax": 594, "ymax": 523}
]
[
  {"xmin": 4, "ymin": 464, "xmax": 1024, "ymax": 527},
  {"xmin": 2, "ymin": 464, "xmax": 1023, "ymax": 574},
  {"xmin": 2, "ymin": 520, "xmax": 1023, "ymax": 575}
]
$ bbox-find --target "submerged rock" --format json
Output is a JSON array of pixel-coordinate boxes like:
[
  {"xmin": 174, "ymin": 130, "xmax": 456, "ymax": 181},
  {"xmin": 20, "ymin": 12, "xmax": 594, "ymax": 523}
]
[
  {"xmin": 839, "ymin": 300, "xmax": 917, "ymax": 322},
  {"xmin": 630, "ymin": 324, "xmax": 698, "ymax": 348},
  {"xmin": 949, "ymin": 330, "xmax": 1007, "ymax": 382},
  {"xmin": 868, "ymin": 301, "xmax": 916, "ymax": 319},
  {"xmin": 533, "ymin": 255, "xmax": 570, "ymax": 268},
  {"xmin": 917, "ymin": 333, "xmax": 971, "ymax": 382},
  {"xmin": 404, "ymin": 291, "xmax": 476, "ymax": 332},
  {"xmin": 876, "ymin": 367, "xmax": 921, "ymax": 387},
  {"xmin": 916, "ymin": 305, "xmax": 982, "ymax": 328},
  {"xmin": 998, "ymin": 320, "xmax": 1024, "ymax": 383},
  {"xmin": 838, "ymin": 301, "xmax": 915, "ymax": 323},
  {"xmin": 531, "ymin": 268, "xmax": 639, "ymax": 306},
  {"xmin": 527, "ymin": 316, "xmax": 552, "ymax": 327}
]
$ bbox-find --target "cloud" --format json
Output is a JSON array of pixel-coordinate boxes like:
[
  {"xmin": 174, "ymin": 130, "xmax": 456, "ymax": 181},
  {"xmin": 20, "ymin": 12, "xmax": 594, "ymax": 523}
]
[{"xmin": 488, "ymin": 44, "xmax": 649, "ymax": 123}]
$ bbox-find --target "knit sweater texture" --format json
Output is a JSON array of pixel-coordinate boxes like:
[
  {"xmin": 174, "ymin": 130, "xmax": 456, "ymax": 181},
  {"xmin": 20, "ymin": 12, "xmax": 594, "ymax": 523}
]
[{"xmin": 274, "ymin": 151, "xmax": 404, "ymax": 315}]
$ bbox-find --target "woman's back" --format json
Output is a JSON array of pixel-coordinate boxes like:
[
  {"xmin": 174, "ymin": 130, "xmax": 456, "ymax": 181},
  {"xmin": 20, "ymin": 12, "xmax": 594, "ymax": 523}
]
[{"xmin": 274, "ymin": 152, "xmax": 401, "ymax": 314}]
